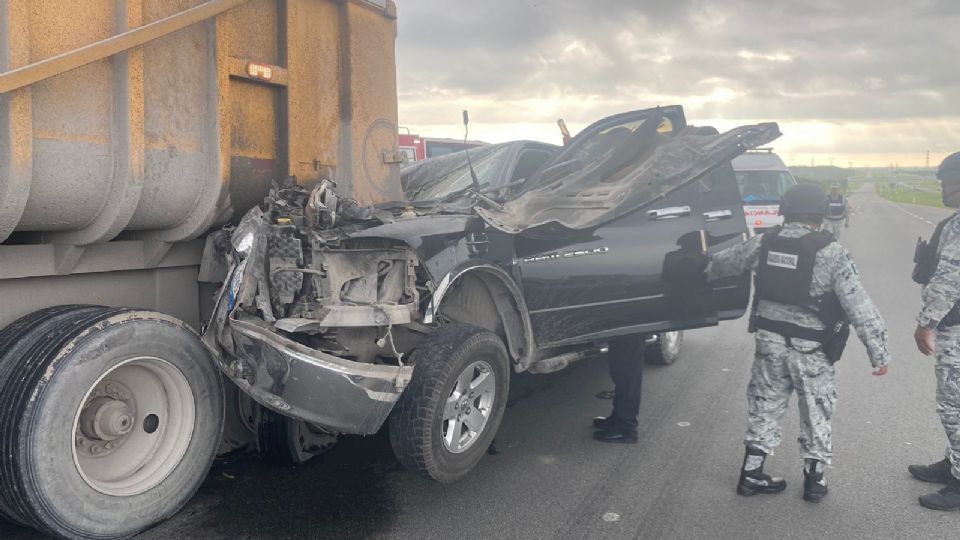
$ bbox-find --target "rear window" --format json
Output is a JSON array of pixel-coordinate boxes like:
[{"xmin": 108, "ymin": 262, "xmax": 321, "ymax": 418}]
[{"xmin": 735, "ymin": 170, "xmax": 797, "ymax": 203}]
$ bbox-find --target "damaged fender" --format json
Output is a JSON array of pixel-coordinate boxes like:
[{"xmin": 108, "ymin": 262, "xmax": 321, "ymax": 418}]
[{"xmin": 425, "ymin": 262, "xmax": 536, "ymax": 371}]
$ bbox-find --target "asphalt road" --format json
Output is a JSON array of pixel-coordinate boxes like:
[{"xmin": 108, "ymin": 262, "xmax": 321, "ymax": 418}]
[{"xmin": 4, "ymin": 184, "xmax": 960, "ymax": 539}]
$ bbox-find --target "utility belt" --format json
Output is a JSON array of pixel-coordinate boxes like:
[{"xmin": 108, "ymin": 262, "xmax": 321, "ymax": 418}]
[{"xmin": 750, "ymin": 314, "xmax": 851, "ymax": 363}]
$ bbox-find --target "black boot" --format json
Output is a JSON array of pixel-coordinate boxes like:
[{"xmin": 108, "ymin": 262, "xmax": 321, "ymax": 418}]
[
  {"xmin": 919, "ymin": 477, "xmax": 960, "ymax": 511},
  {"xmin": 803, "ymin": 459, "xmax": 828, "ymax": 503},
  {"xmin": 593, "ymin": 415, "xmax": 615, "ymax": 429},
  {"xmin": 737, "ymin": 447, "xmax": 786, "ymax": 496},
  {"xmin": 909, "ymin": 458, "xmax": 954, "ymax": 484},
  {"xmin": 593, "ymin": 423, "xmax": 638, "ymax": 444}
]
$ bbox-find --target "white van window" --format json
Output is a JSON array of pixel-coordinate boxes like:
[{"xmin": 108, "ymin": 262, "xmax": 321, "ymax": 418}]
[{"xmin": 735, "ymin": 171, "xmax": 797, "ymax": 203}]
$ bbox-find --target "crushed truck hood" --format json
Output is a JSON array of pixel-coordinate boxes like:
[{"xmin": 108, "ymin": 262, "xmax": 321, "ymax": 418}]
[{"xmin": 475, "ymin": 121, "xmax": 780, "ymax": 234}]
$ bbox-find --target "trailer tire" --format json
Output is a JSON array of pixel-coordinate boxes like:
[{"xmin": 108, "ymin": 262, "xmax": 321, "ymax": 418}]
[
  {"xmin": 646, "ymin": 331, "xmax": 683, "ymax": 366},
  {"xmin": 389, "ymin": 323, "xmax": 509, "ymax": 483},
  {"xmin": 0, "ymin": 306, "xmax": 224, "ymax": 540}
]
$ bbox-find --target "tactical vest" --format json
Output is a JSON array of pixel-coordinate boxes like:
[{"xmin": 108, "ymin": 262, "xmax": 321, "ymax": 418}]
[
  {"xmin": 913, "ymin": 214, "xmax": 960, "ymax": 328},
  {"xmin": 827, "ymin": 196, "xmax": 845, "ymax": 219},
  {"xmin": 751, "ymin": 226, "xmax": 850, "ymax": 360}
]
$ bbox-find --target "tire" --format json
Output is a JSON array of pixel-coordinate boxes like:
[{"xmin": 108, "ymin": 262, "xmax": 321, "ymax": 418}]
[
  {"xmin": 389, "ymin": 323, "xmax": 510, "ymax": 483},
  {"xmin": 218, "ymin": 379, "xmax": 257, "ymax": 456},
  {"xmin": 257, "ymin": 408, "xmax": 338, "ymax": 466},
  {"xmin": 646, "ymin": 331, "xmax": 683, "ymax": 366},
  {"xmin": 0, "ymin": 306, "xmax": 224, "ymax": 539}
]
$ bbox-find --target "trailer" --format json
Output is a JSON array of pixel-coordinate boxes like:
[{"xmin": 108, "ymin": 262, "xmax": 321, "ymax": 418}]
[{"xmin": 0, "ymin": 1, "xmax": 400, "ymax": 538}]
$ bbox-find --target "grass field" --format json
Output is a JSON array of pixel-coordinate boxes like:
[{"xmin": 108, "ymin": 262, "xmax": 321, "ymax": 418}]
[{"xmin": 878, "ymin": 185, "xmax": 945, "ymax": 207}]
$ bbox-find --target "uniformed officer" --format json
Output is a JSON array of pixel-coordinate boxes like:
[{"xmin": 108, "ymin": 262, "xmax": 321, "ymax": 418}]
[
  {"xmin": 593, "ymin": 335, "xmax": 645, "ymax": 443},
  {"xmin": 822, "ymin": 184, "xmax": 849, "ymax": 238},
  {"xmin": 707, "ymin": 183, "xmax": 890, "ymax": 503},
  {"xmin": 909, "ymin": 151, "xmax": 960, "ymax": 511}
]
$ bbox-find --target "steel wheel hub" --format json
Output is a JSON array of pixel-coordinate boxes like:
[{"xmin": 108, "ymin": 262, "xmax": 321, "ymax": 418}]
[{"xmin": 72, "ymin": 357, "xmax": 196, "ymax": 496}]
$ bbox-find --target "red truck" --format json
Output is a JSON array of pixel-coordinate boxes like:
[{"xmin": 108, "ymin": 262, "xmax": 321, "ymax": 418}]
[{"xmin": 399, "ymin": 132, "xmax": 487, "ymax": 162}]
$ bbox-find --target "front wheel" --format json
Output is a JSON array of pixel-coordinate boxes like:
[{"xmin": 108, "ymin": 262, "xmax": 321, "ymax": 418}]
[
  {"xmin": 0, "ymin": 306, "xmax": 224, "ymax": 539},
  {"xmin": 389, "ymin": 323, "xmax": 510, "ymax": 482}
]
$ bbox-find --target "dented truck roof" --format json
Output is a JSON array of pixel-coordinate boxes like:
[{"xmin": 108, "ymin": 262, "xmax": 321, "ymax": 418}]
[{"xmin": 398, "ymin": 106, "xmax": 780, "ymax": 235}]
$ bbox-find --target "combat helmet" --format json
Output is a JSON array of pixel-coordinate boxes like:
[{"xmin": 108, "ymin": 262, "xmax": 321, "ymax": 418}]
[
  {"xmin": 937, "ymin": 152, "xmax": 960, "ymax": 185},
  {"xmin": 779, "ymin": 183, "xmax": 828, "ymax": 221}
]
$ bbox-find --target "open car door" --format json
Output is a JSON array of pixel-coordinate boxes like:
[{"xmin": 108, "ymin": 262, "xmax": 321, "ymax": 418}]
[{"xmin": 495, "ymin": 106, "xmax": 776, "ymax": 347}]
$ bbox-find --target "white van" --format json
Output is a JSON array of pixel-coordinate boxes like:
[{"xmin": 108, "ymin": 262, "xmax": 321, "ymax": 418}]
[{"xmin": 731, "ymin": 149, "xmax": 798, "ymax": 235}]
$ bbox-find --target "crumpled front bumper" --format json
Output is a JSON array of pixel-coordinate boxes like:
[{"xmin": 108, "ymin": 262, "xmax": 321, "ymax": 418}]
[{"xmin": 215, "ymin": 316, "xmax": 413, "ymax": 435}]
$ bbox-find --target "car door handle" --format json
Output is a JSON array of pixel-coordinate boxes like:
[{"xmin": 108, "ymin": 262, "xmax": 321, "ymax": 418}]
[
  {"xmin": 648, "ymin": 206, "xmax": 691, "ymax": 220},
  {"xmin": 703, "ymin": 209, "xmax": 734, "ymax": 222}
]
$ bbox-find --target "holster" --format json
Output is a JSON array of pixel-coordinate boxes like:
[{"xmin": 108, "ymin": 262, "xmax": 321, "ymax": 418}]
[
  {"xmin": 913, "ymin": 237, "xmax": 936, "ymax": 285},
  {"xmin": 820, "ymin": 321, "xmax": 850, "ymax": 364}
]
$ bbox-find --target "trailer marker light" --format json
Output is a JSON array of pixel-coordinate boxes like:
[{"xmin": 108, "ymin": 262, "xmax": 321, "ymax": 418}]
[{"xmin": 246, "ymin": 63, "xmax": 273, "ymax": 81}]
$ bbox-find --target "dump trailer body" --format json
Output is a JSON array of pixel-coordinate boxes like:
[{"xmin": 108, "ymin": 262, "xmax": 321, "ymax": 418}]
[{"xmin": 0, "ymin": 0, "xmax": 401, "ymax": 329}]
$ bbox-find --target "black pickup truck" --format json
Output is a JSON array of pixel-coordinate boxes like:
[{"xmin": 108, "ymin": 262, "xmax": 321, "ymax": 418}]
[{"xmin": 204, "ymin": 105, "xmax": 779, "ymax": 481}]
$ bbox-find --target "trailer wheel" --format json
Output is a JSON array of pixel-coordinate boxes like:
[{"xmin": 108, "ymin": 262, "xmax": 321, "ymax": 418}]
[
  {"xmin": 257, "ymin": 409, "xmax": 339, "ymax": 466},
  {"xmin": 389, "ymin": 323, "xmax": 509, "ymax": 482},
  {"xmin": 646, "ymin": 331, "xmax": 683, "ymax": 366},
  {"xmin": 0, "ymin": 306, "xmax": 223, "ymax": 539}
]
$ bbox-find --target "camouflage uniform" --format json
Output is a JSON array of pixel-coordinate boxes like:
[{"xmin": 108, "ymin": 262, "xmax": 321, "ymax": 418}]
[
  {"xmin": 917, "ymin": 212, "xmax": 960, "ymax": 480},
  {"xmin": 709, "ymin": 222, "xmax": 890, "ymax": 463},
  {"xmin": 821, "ymin": 217, "xmax": 844, "ymax": 239},
  {"xmin": 822, "ymin": 196, "xmax": 849, "ymax": 239}
]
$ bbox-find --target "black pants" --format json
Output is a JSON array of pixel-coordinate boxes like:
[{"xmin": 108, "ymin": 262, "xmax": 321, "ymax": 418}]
[{"xmin": 608, "ymin": 334, "xmax": 645, "ymax": 429}]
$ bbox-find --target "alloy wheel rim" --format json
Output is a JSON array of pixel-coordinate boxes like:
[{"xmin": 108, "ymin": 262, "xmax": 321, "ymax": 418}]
[
  {"xmin": 441, "ymin": 360, "xmax": 496, "ymax": 454},
  {"xmin": 662, "ymin": 331, "xmax": 681, "ymax": 355}
]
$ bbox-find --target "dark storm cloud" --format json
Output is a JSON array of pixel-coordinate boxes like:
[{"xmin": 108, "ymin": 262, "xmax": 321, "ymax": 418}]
[{"xmin": 396, "ymin": 0, "xmax": 960, "ymax": 124}]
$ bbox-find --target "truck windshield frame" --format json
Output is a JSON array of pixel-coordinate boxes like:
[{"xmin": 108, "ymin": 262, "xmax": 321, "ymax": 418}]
[{"xmin": 405, "ymin": 145, "xmax": 512, "ymax": 201}]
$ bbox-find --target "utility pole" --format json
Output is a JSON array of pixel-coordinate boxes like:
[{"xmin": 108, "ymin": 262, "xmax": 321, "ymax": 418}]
[{"xmin": 926, "ymin": 150, "xmax": 931, "ymax": 169}]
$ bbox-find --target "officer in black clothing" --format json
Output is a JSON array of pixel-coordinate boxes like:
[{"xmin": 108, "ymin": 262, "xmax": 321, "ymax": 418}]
[
  {"xmin": 593, "ymin": 335, "xmax": 645, "ymax": 443},
  {"xmin": 591, "ymin": 232, "xmax": 712, "ymax": 444}
]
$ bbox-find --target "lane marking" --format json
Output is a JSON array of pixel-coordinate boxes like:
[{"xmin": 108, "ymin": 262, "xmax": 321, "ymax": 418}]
[{"xmin": 885, "ymin": 201, "xmax": 934, "ymax": 224}]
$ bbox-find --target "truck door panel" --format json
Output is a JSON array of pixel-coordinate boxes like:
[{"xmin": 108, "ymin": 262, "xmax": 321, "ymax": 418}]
[
  {"xmin": 516, "ymin": 178, "xmax": 716, "ymax": 347},
  {"xmin": 699, "ymin": 162, "xmax": 751, "ymax": 320}
]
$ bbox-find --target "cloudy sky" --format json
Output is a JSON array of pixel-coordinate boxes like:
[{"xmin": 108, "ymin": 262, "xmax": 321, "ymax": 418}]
[{"xmin": 396, "ymin": 0, "xmax": 960, "ymax": 167}]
